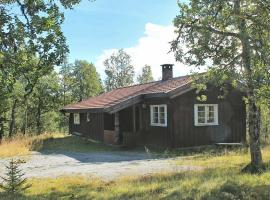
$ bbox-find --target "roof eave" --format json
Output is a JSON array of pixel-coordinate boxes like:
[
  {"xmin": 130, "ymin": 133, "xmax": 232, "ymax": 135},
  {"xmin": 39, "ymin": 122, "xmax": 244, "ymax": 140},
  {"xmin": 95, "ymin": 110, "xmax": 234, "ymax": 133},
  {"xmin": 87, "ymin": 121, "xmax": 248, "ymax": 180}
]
[{"xmin": 60, "ymin": 107, "xmax": 104, "ymax": 113}]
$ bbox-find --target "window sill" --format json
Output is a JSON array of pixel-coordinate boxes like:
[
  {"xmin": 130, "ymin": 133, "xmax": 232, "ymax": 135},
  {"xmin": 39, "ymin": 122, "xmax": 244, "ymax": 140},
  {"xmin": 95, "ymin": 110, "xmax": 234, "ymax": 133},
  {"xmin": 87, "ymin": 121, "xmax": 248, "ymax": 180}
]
[
  {"xmin": 150, "ymin": 123, "xmax": 167, "ymax": 127},
  {"xmin": 194, "ymin": 123, "xmax": 219, "ymax": 126}
]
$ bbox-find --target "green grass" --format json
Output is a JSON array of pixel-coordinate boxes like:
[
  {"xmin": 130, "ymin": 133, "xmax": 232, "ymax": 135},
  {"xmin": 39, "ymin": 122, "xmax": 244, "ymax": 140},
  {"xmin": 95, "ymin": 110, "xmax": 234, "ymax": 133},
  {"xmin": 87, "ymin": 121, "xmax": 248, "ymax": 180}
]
[
  {"xmin": 1, "ymin": 145, "xmax": 270, "ymax": 199},
  {"xmin": 39, "ymin": 134, "xmax": 117, "ymax": 153}
]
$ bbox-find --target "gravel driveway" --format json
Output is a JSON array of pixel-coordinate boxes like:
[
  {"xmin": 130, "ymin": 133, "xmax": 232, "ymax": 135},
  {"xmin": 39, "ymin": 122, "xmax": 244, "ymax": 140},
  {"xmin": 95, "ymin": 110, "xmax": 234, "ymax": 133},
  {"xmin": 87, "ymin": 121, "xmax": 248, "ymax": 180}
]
[{"xmin": 0, "ymin": 151, "xmax": 201, "ymax": 181}]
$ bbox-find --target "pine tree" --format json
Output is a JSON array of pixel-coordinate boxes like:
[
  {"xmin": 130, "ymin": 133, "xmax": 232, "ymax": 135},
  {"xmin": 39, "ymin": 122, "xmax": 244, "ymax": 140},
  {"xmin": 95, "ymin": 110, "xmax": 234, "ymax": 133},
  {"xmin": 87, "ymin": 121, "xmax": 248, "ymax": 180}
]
[{"xmin": 0, "ymin": 159, "xmax": 30, "ymax": 196}]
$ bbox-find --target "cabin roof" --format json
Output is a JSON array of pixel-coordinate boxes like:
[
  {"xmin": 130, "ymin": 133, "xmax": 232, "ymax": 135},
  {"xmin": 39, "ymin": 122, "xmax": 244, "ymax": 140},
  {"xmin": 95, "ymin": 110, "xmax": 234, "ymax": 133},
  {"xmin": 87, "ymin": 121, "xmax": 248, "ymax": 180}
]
[{"xmin": 61, "ymin": 75, "xmax": 193, "ymax": 113}]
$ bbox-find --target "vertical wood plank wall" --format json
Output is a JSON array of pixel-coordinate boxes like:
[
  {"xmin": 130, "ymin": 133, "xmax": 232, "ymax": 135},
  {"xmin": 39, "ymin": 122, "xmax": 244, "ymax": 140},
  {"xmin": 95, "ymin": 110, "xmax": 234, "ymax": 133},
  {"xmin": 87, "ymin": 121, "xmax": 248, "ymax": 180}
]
[
  {"xmin": 69, "ymin": 88, "xmax": 246, "ymax": 148},
  {"xmin": 171, "ymin": 89, "xmax": 246, "ymax": 148},
  {"xmin": 70, "ymin": 112, "xmax": 104, "ymax": 142}
]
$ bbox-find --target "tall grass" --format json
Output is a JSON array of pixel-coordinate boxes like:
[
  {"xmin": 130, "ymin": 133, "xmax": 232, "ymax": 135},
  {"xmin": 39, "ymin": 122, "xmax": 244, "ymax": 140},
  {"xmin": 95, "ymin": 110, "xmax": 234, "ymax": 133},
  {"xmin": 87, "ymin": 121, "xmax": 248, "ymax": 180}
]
[
  {"xmin": 0, "ymin": 133, "xmax": 64, "ymax": 158},
  {"xmin": 0, "ymin": 133, "xmax": 116, "ymax": 158}
]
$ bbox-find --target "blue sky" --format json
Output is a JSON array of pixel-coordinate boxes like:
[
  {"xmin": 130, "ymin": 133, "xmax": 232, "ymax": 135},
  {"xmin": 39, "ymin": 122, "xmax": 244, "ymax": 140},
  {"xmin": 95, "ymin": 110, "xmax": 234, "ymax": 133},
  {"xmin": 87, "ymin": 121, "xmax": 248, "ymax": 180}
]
[{"xmin": 62, "ymin": 0, "xmax": 190, "ymax": 80}]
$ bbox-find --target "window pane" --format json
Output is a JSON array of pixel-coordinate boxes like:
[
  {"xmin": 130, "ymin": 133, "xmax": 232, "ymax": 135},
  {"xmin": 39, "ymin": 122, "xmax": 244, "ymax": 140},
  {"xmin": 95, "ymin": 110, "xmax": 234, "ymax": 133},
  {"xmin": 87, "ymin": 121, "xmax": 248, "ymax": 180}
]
[
  {"xmin": 160, "ymin": 112, "xmax": 165, "ymax": 124},
  {"xmin": 208, "ymin": 106, "xmax": 214, "ymax": 112},
  {"xmin": 74, "ymin": 114, "xmax": 80, "ymax": 124},
  {"xmin": 198, "ymin": 111, "xmax": 205, "ymax": 118},
  {"xmin": 160, "ymin": 118, "xmax": 165, "ymax": 124},
  {"xmin": 153, "ymin": 111, "xmax": 159, "ymax": 123},
  {"xmin": 154, "ymin": 107, "xmax": 158, "ymax": 113},
  {"xmin": 207, "ymin": 117, "xmax": 214, "ymax": 123},
  {"xmin": 208, "ymin": 111, "xmax": 215, "ymax": 119},
  {"xmin": 198, "ymin": 106, "xmax": 205, "ymax": 112},
  {"xmin": 198, "ymin": 117, "xmax": 205, "ymax": 123},
  {"xmin": 159, "ymin": 106, "xmax": 165, "ymax": 113}
]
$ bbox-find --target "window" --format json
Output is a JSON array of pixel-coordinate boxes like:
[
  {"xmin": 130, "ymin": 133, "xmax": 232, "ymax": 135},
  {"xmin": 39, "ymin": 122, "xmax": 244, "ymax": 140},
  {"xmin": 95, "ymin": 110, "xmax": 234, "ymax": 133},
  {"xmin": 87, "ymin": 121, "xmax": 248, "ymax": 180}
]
[
  {"xmin": 194, "ymin": 104, "xmax": 218, "ymax": 126},
  {"xmin": 74, "ymin": 113, "xmax": 80, "ymax": 125},
  {"xmin": 150, "ymin": 105, "xmax": 167, "ymax": 127},
  {"xmin": 86, "ymin": 112, "xmax": 90, "ymax": 122}
]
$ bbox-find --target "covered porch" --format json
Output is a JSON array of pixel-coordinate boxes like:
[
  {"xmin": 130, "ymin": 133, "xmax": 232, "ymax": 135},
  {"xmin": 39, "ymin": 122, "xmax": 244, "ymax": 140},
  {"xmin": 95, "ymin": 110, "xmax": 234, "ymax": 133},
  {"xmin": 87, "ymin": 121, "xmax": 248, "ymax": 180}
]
[{"xmin": 103, "ymin": 104, "xmax": 143, "ymax": 146}]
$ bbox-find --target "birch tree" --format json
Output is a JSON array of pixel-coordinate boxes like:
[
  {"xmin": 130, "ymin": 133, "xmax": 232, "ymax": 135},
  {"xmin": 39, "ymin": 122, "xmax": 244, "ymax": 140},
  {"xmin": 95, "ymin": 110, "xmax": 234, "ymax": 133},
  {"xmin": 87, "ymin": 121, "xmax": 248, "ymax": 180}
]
[{"xmin": 172, "ymin": 0, "xmax": 270, "ymax": 172}]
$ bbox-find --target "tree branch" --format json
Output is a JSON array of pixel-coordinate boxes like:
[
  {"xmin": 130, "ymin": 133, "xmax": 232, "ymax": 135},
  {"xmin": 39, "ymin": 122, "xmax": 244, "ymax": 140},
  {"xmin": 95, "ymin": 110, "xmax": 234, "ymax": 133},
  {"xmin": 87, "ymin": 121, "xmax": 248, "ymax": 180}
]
[{"xmin": 191, "ymin": 24, "xmax": 240, "ymax": 38}]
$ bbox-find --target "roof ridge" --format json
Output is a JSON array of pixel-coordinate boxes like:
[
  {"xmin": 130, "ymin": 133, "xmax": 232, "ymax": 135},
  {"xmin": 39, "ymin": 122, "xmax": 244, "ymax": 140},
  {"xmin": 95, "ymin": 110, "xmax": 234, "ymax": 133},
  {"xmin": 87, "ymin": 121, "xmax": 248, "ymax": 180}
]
[
  {"xmin": 103, "ymin": 75, "xmax": 193, "ymax": 107},
  {"xmin": 108, "ymin": 74, "xmax": 192, "ymax": 91},
  {"xmin": 139, "ymin": 74, "xmax": 192, "ymax": 94},
  {"xmin": 62, "ymin": 74, "xmax": 194, "ymax": 111}
]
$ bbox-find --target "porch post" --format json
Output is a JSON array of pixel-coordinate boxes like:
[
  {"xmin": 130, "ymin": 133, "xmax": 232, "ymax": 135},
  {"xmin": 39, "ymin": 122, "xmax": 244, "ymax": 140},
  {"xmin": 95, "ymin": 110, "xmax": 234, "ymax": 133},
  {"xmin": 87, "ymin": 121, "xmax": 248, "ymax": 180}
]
[
  {"xmin": 114, "ymin": 112, "xmax": 120, "ymax": 144},
  {"xmin": 133, "ymin": 105, "xmax": 136, "ymax": 133}
]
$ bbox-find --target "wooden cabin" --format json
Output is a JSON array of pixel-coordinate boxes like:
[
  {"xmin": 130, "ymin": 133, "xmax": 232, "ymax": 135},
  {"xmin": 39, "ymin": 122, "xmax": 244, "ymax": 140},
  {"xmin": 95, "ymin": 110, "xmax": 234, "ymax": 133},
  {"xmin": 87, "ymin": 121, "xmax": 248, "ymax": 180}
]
[{"xmin": 61, "ymin": 64, "xmax": 246, "ymax": 148}]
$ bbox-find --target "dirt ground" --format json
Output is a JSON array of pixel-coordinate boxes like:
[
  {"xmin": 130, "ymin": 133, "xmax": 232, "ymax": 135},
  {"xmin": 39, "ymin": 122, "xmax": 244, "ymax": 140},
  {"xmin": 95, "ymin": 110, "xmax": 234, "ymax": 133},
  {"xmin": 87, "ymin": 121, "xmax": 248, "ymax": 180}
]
[{"xmin": 0, "ymin": 151, "xmax": 201, "ymax": 181}]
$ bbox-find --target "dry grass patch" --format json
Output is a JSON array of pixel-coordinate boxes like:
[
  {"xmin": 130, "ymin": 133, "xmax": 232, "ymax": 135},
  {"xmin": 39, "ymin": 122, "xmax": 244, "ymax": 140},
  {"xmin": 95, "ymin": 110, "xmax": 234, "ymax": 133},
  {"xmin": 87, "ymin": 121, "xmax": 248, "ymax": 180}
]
[
  {"xmin": 0, "ymin": 133, "xmax": 63, "ymax": 158},
  {"xmin": 0, "ymin": 133, "xmax": 116, "ymax": 158}
]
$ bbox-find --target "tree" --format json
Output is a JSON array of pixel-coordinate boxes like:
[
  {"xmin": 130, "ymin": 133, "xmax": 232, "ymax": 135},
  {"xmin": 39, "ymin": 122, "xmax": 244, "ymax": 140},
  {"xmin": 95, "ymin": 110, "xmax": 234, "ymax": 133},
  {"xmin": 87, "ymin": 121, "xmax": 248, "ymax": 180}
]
[
  {"xmin": 104, "ymin": 49, "xmax": 135, "ymax": 91},
  {"xmin": 31, "ymin": 72, "xmax": 61, "ymax": 134},
  {"xmin": 0, "ymin": 159, "xmax": 30, "ymax": 197},
  {"xmin": 0, "ymin": 0, "xmax": 83, "ymax": 139},
  {"xmin": 71, "ymin": 60, "xmax": 103, "ymax": 101},
  {"xmin": 137, "ymin": 65, "xmax": 154, "ymax": 84},
  {"xmin": 172, "ymin": 0, "xmax": 270, "ymax": 172},
  {"xmin": 59, "ymin": 59, "xmax": 74, "ymax": 106}
]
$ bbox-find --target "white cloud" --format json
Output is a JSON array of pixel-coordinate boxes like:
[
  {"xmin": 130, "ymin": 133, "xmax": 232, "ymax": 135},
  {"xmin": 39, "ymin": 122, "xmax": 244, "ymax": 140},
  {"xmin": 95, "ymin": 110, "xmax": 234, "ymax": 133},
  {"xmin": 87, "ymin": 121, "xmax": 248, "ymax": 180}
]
[{"xmin": 95, "ymin": 23, "xmax": 193, "ymax": 82}]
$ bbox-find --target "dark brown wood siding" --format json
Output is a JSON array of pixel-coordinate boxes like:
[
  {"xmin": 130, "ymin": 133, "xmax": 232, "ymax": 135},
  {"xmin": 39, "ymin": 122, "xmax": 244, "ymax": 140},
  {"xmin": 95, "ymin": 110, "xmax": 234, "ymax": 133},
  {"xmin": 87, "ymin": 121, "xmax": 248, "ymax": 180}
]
[
  {"xmin": 104, "ymin": 113, "xmax": 114, "ymax": 131},
  {"xmin": 70, "ymin": 112, "xmax": 104, "ymax": 142},
  {"xmin": 68, "ymin": 87, "xmax": 246, "ymax": 148},
  {"xmin": 136, "ymin": 98, "xmax": 172, "ymax": 147},
  {"xmin": 171, "ymin": 89, "xmax": 246, "ymax": 148}
]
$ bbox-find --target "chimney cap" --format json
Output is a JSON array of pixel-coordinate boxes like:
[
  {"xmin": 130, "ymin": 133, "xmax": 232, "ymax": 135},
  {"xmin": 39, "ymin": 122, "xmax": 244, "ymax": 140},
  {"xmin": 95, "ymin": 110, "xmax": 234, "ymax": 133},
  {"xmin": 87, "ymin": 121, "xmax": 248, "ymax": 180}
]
[{"xmin": 161, "ymin": 64, "xmax": 174, "ymax": 67}]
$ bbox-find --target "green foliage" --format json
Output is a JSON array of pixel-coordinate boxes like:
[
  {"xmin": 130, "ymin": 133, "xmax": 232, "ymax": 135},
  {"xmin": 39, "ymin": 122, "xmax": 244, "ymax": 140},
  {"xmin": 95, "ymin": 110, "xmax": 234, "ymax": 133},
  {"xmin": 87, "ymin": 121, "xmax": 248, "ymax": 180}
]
[
  {"xmin": 137, "ymin": 65, "xmax": 154, "ymax": 84},
  {"xmin": 172, "ymin": 0, "xmax": 270, "ymax": 170},
  {"xmin": 0, "ymin": 0, "xmax": 84, "ymax": 137},
  {"xmin": 172, "ymin": 0, "xmax": 270, "ymax": 102},
  {"xmin": 104, "ymin": 49, "xmax": 135, "ymax": 91},
  {"xmin": 71, "ymin": 60, "xmax": 103, "ymax": 101},
  {"xmin": 0, "ymin": 159, "xmax": 30, "ymax": 196}
]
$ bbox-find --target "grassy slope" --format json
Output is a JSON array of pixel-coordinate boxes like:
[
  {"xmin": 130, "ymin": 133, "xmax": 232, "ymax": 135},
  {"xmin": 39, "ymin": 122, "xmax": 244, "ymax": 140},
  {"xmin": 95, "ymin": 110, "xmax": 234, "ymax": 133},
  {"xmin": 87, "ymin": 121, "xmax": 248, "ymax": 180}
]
[{"xmin": 0, "ymin": 142, "xmax": 270, "ymax": 199}]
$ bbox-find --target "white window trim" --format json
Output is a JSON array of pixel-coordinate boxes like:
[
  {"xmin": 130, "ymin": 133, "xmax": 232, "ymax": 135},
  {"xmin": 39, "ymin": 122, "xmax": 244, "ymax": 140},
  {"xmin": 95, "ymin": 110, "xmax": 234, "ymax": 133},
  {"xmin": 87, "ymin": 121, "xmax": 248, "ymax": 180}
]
[
  {"xmin": 194, "ymin": 104, "xmax": 218, "ymax": 126},
  {"xmin": 150, "ymin": 104, "xmax": 167, "ymax": 127},
  {"xmin": 86, "ymin": 112, "xmax": 90, "ymax": 122},
  {"xmin": 73, "ymin": 113, "xmax": 80, "ymax": 125}
]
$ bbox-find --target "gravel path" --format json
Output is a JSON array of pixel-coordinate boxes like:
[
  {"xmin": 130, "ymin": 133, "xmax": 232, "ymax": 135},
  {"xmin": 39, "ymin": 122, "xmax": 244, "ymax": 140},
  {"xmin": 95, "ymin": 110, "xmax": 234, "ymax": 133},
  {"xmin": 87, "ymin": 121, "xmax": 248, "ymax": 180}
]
[{"xmin": 0, "ymin": 151, "xmax": 201, "ymax": 181}]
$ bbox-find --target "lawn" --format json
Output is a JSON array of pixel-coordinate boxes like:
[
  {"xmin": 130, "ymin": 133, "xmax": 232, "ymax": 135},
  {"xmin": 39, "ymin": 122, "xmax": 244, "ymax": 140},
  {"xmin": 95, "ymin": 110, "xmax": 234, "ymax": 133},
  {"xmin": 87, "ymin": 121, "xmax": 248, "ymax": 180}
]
[{"xmin": 0, "ymin": 142, "xmax": 270, "ymax": 199}]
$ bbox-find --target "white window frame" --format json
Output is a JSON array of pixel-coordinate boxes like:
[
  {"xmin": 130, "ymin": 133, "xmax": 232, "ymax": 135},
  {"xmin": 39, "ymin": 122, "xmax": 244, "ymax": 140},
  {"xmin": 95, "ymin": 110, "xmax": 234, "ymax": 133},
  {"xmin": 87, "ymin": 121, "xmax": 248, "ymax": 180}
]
[
  {"xmin": 194, "ymin": 104, "xmax": 218, "ymax": 126},
  {"xmin": 73, "ymin": 113, "xmax": 80, "ymax": 125},
  {"xmin": 86, "ymin": 112, "xmax": 91, "ymax": 122},
  {"xmin": 150, "ymin": 104, "xmax": 167, "ymax": 127}
]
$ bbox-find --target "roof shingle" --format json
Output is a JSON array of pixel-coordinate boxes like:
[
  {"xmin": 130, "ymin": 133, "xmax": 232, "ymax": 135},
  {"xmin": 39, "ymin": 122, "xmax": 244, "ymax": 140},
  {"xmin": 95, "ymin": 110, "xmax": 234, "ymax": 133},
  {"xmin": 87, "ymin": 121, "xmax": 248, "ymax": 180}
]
[{"xmin": 62, "ymin": 75, "xmax": 192, "ymax": 111}]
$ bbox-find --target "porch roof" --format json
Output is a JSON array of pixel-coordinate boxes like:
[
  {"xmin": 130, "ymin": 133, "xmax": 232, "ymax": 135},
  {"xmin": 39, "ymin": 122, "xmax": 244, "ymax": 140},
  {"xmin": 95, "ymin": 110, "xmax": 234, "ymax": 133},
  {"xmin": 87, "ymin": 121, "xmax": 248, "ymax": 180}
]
[{"xmin": 61, "ymin": 75, "xmax": 193, "ymax": 113}]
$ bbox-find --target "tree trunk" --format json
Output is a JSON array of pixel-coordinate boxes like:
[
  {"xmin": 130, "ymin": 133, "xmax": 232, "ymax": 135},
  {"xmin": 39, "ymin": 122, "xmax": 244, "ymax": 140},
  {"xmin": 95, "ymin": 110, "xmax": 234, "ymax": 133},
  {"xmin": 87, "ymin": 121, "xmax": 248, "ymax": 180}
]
[
  {"xmin": 234, "ymin": 0, "xmax": 263, "ymax": 171},
  {"xmin": 248, "ymin": 98, "xmax": 263, "ymax": 169},
  {"xmin": 9, "ymin": 99, "xmax": 18, "ymax": 137},
  {"xmin": 22, "ymin": 105, "xmax": 28, "ymax": 135},
  {"xmin": 0, "ymin": 116, "xmax": 4, "ymax": 142},
  {"xmin": 36, "ymin": 98, "xmax": 42, "ymax": 134}
]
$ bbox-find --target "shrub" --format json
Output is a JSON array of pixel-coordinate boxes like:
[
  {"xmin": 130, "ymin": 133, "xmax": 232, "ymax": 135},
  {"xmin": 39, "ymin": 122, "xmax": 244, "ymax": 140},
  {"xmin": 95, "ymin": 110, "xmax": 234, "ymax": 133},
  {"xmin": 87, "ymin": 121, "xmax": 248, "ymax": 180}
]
[{"xmin": 0, "ymin": 159, "xmax": 31, "ymax": 197}]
